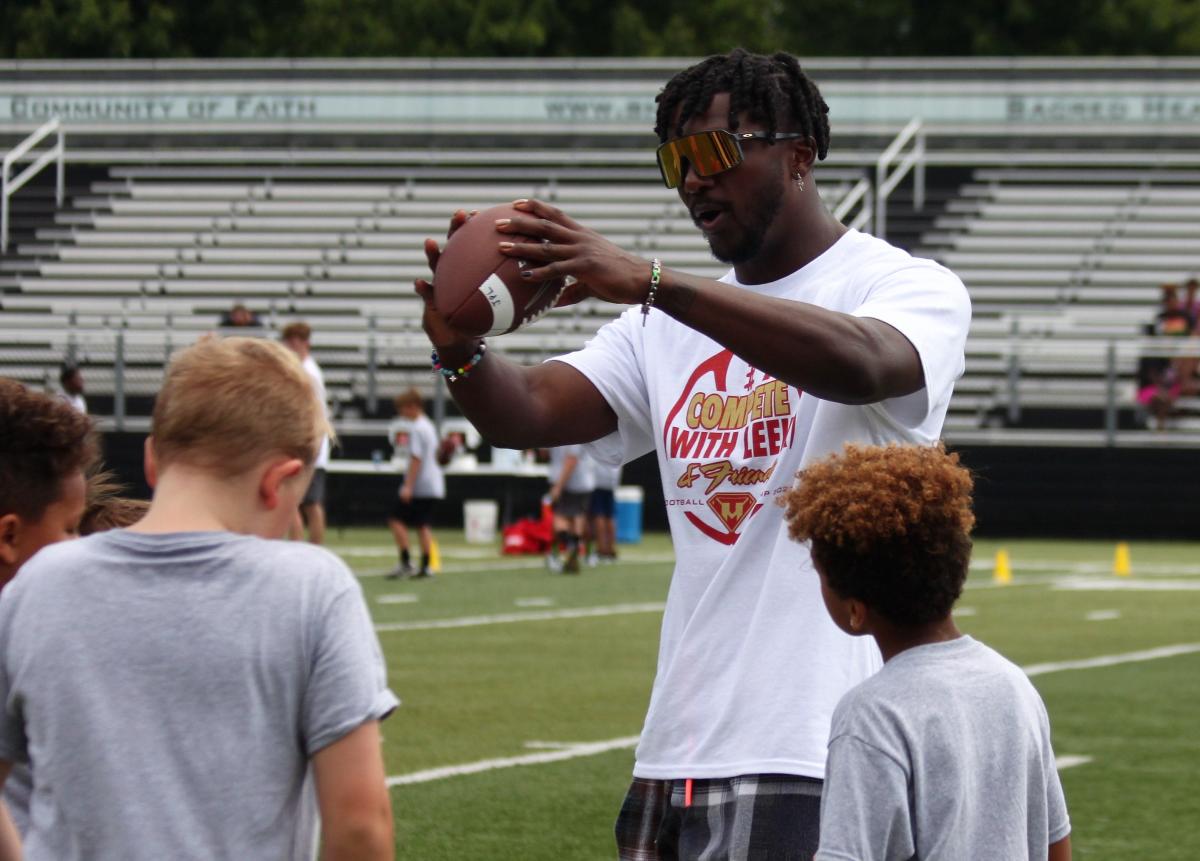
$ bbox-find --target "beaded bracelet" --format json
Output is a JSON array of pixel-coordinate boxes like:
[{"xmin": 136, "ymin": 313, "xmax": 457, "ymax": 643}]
[
  {"xmin": 640, "ymin": 258, "xmax": 662, "ymax": 327},
  {"xmin": 432, "ymin": 340, "xmax": 487, "ymax": 382}
]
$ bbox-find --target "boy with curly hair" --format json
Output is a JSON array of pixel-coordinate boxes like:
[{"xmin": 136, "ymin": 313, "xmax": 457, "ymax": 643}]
[
  {"xmin": 0, "ymin": 379, "xmax": 97, "ymax": 855},
  {"xmin": 0, "ymin": 339, "xmax": 397, "ymax": 860},
  {"xmin": 783, "ymin": 443, "xmax": 1071, "ymax": 861},
  {"xmin": 0, "ymin": 379, "xmax": 95, "ymax": 588}
]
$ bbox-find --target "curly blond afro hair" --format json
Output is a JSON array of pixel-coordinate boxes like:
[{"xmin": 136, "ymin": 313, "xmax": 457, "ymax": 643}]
[{"xmin": 782, "ymin": 443, "xmax": 975, "ymax": 627}]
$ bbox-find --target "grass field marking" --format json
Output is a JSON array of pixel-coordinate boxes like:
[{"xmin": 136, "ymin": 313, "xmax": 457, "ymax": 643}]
[
  {"xmin": 1023, "ymin": 643, "xmax": 1200, "ymax": 677},
  {"xmin": 952, "ymin": 606, "xmax": 978, "ymax": 616},
  {"xmin": 1084, "ymin": 609, "xmax": 1121, "ymax": 621},
  {"xmin": 1055, "ymin": 755, "xmax": 1093, "ymax": 771},
  {"xmin": 374, "ymin": 602, "xmax": 667, "ymax": 633},
  {"xmin": 970, "ymin": 558, "xmax": 1200, "ymax": 577},
  {"xmin": 353, "ymin": 553, "xmax": 677, "ymax": 578},
  {"xmin": 514, "ymin": 597, "xmax": 555, "ymax": 608},
  {"xmin": 376, "ymin": 594, "xmax": 420, "ymax": 605},
  {"xmin": 386, "ymin": 735, "xmax": 640, "ymax": 787},
  {"xmin": 1053, "ymin": 578, "xmax": 1200, "ymax": 592}
]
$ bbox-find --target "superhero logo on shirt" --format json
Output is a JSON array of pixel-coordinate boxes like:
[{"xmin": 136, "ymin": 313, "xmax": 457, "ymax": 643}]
[{"xmin": 663, "ymin": 349, "xmax": 799, "ymax": 545}]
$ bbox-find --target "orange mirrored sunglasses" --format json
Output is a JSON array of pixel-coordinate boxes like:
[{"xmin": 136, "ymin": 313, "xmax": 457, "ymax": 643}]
[{"xmin": 655, "ymin": 129, "xmax": 808, "ymax": 188}]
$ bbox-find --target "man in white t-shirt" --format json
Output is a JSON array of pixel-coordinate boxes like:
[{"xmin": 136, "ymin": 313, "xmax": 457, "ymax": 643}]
[
  {"xmin": 414, "ymin": 49, "xmax": 970, "ymax": 859},
  {"xmin": 385, "ymin": 389, "xmax": 445, "ymax": 579},
  {"xmin": 282, "ymin": 322, "xmax": 331, "ymax": 545}
]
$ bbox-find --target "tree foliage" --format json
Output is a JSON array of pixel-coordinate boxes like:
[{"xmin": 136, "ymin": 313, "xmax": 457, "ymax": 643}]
[{"xmin": 4, "ymin": 0, "xmax": 1200, "ymax": 59}]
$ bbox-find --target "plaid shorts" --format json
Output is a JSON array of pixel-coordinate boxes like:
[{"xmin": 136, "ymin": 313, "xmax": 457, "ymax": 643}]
[{"xmin": 615, "ymin": 774, "xmax": 822, "ymax": 861}]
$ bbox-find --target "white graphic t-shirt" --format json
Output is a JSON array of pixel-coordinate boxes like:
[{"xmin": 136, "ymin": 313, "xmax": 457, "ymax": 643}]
[{"xmin": 555, "ymin": 229, "xmax": 971, "ymax": 780}]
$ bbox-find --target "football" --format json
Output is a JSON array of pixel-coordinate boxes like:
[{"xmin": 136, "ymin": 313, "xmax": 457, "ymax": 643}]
[{"xmin": 433, "ymin": 204, "xmax": 567, "ymax": 337}]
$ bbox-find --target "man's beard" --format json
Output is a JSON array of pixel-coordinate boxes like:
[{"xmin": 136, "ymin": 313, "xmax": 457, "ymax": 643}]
[{"xmin": 705, "ymin": 177, "xmax": 786, "ymax": 266}]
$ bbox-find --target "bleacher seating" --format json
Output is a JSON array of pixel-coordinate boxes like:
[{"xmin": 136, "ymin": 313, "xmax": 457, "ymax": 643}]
[
  {"xmin": 0, "ymin": 163, "xmax": 862, "ymax": 425},
  {"xmin": 920, "ymin": 167, "xmax": 1200, "ymax": 433},
  {"xmin": 7, "ymin": 151, "xmax": 1200, "ymax": 438}
]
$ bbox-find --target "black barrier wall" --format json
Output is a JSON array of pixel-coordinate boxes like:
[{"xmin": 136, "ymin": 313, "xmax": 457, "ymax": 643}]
[{"xmin": 98, "ymin": 432, "xmax": 1200, "ymax": 539}]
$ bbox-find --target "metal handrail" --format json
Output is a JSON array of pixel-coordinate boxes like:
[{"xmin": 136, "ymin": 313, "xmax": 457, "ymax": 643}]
[
  {"xmin": 832, "ymin": 176, "xmax": 873, "ymax": 232},
  {"xmin": 873, "ymin": 118, "xmax": 925, "ymax": 239},
  {"xmin": 2, "ymin": 118, "xmax": 65, "ymax": 253}
]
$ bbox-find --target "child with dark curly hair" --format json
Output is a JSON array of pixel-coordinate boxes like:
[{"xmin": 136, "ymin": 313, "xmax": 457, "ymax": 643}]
[
  {"xmin": 783, "ymin": 443, "xmax": 1071, "ymax": 861},
  {"xmin": 0, "ymin": 378, "xmax": 96, "ymax": 588}
]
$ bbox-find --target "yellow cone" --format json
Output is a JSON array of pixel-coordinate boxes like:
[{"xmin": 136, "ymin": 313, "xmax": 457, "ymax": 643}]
[
  {"xmin": 429, "ymin": 537, "xmax": 442, "ymax": 573},
  {"xmin": 1113, "ymin": 542, "xmax": 1131, "ymax": 577},
  {"xmin": 993, "ymin": 549, "xmax": 1012, "ymax": 584}
]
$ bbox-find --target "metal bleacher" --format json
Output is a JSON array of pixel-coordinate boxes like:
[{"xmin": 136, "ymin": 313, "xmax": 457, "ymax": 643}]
[
  {"xmin": 7, "ymin": 57, "xmax": 1200, "ymax": 445},
  {"xmin": 0, "ymin": 159, "xmax": 862, "ymax": 425},
  {"xmin": 920, "ymin": 167, "xmax": 1200, "ymax": 435}
]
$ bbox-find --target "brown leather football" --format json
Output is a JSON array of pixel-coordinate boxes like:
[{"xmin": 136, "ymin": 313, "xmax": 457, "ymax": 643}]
[{"xmin": 433, "ymin": 204, "xmax": 566, "ymax": 337}]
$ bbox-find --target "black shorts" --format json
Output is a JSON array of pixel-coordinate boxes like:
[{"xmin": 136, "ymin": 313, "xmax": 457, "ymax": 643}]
[
  {"xmin": 590, "ymin": 487, "xmax": 616, "ymax": 518},
  {"xmin": 553, "ymin": 490, "xmax": 591, "ymax": 519},
  {"xmin": 391, "ymin": 497, "xmax": 437, "ymax": 527},
  {"xmin": 301, "ymin": 468, "xmax": 326, "ymax": 507}
]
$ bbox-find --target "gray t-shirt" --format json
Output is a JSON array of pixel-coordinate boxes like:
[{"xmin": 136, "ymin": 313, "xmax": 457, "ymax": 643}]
[
  {"xmin": 0, "ymin": 530, "xmax": 398, "ymax": 861},
  {"xmin": 548, "ymin": 445, "xmax": 595, "ymax": 494},
  {"xmin": 389, "ymin": 413, "xmax": 445, "ymax": 499},
  {"xmin": 816, "ymin": 636, "xmax": 1070, "ymax": 861}
]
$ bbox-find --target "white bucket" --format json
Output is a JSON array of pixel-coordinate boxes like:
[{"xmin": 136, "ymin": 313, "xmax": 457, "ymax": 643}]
[{"xmin": 463, "ymin": 499, "xmax": 499, "ymax": 544}]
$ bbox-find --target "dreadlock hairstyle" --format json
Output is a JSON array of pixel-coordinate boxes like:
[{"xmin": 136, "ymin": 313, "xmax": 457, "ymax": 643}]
[{"xmin": 654, "ymin": 48, "xmax": 831, "ymax": 161}]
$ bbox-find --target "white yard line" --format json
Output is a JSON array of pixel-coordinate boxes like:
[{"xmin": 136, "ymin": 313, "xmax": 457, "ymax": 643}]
[
  {"xmin": 376, "ymin": 594, "xmax": 420, "ymax": 605},
  {"xmin": 514, "ymin": 597, "xmax": 555, "ymax": 608},
  {"xmin": 1055, "ymin": 755, "xmax": 1093, "ymax": 771},
  {"xmin": 386, "ymin": 644, "xmax": 1198, "ymax": 788},
  {"xmin": 1085, "ymin": 610, "xmax": 1121, "ymax": 621},
  {"xmin": 1054, "ymin": 578, "xmax": 1200, "ymax": 592},
  {"xmin": 353, "ymin": 553, "xmax": 677, "ymax": 578},
  {"xmin": 374, "ymin": 602, "xmax": 667, "ymax": 633},
  {"xmin": 1023, "ymin": 643, "xmax": 1200, "ymax": 677},
  {"xmin": 385, "ymin": 736, "xmax": 640, "ymax": 787},
  {"xmin": 970, "ymin": 558, "xmax": 1200, "ymax": 577}
]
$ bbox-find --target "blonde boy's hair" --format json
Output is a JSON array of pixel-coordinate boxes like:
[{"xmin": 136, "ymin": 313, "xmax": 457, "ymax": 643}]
[{"xmin": 152, "ymin": 337, "xmax": 331, "ymax": 477}]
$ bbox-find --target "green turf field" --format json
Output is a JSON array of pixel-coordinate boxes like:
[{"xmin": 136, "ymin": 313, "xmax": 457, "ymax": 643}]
[{"xmin": 331, "ymin": 528, "xmax": 1200, "ymax": 860}]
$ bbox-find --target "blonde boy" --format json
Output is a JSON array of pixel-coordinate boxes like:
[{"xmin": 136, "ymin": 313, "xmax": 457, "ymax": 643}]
[{"xmin": 0, "ymin": 338, "xmax": 397, "ymax": 860}]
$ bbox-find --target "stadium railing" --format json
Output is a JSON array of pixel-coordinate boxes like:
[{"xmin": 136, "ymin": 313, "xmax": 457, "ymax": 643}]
[{"xmin": 1, "ymin": 118, "xmax": 63, "ymax": 252}]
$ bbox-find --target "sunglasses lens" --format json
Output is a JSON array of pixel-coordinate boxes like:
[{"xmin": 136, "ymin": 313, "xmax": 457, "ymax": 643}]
[{"xmin": 656, "ymin": 131, "xmax": 742, "ymax": 188}]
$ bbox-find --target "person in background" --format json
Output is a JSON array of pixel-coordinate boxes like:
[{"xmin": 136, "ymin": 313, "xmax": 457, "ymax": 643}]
[
  {"xmin": 1154, "ymin": 284, "xmax": 1193, "ymax": 336},
  {"xmin": 0, "ymin": 337, "xmax": 396, "ymax": 860},
  {"xmin": 386, "ymin": 389, "xmax": 445, "ymax": 579},
  {"xmin": 1184, "ymin": 277, "xmax": 1200, "ymax": 321},
  {"xmin": 545, "ymin": 445, "xmax": 594, "ymax": 574},
  {"xmin": 218, "ymin": 302, "xmax": 262, "ymax": 328},
  {"xmin": 0, "ymin": 378, "xmax": 97, "ymax": 853},
  {"xmin": 587, "ymin": 460, "xmax": 621, "ymax": 565},
  {"xmin": 58, "ymin": 364, "xmax": 86, "ymax": 415},
  {"xmin": 784, "ymin": 443, "xmax": 1071, "ymax": 861},
  {"xmin": 281, "ymin": 322, "xmax": 331, "ymax": 544}
]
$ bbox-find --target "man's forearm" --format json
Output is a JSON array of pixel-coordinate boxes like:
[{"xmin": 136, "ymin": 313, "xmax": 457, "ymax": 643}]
[
  {"xmin": 654, "ymin": 269, "xmax": 924, "ymax": 404},
  {"xmin": 434, "ymin": 345, "xmax": 616, "ymax": 449}
]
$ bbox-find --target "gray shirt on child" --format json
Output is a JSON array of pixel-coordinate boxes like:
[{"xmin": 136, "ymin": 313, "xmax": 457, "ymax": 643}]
[
  {"xmin": 0, "ymin": 530, "xmax": 398, "ymax": 861},
  {"xmin": 816, "ymin": 635, "xmax": 1070, "ymax": 861}
]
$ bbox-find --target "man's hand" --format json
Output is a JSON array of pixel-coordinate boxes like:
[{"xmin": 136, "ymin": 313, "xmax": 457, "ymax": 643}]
[
  {"xmin": 399, "ymin": 486, "xmax": 413, "ymax": 504},
  {"xmin": 415, "ymin": 210, "xmax": 480, "ymax": 351},
  {"xmin": 495, "ymin": 199, "xmax": 653, "ymax": 306}
]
